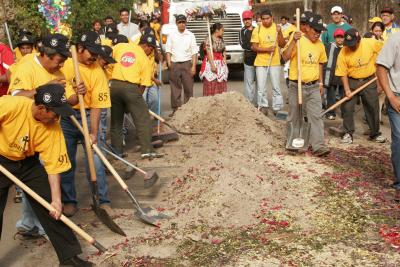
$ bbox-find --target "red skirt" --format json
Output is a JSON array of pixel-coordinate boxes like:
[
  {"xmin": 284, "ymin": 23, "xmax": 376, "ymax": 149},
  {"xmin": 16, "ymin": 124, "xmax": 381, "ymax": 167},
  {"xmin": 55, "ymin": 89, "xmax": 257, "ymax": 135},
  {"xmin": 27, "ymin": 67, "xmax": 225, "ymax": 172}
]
[{"xmin": 203, "ymin": 79, "xmax": 227, "ymax": 96}]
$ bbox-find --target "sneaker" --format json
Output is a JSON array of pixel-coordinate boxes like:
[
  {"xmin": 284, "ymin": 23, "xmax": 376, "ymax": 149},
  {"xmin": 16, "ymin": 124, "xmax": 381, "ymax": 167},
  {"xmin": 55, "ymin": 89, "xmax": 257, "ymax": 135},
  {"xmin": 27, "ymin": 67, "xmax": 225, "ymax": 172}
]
[
  {"xmin": 326, "ymin": 114, "xmax": 336, "ymax": 120},
  {"xmin": 259, "ymin": 107, "xmax": 268, "ymax": 116},
  {"xmin": 371, "ymin": 135, "xmax": 387, "ymax": 143},
  {"xmin": 60, "ymin": 256, "xmax": 93, "ymax": 267},
  {"xmin": 99, "ymin": 203, "xmax": 115, "ymax": 218},
  {"xmin": 141, "ymin": 152, "xmax": 164, "ymax": 159},
  {"xmin": 313, "ymin": 147, "xmax": 331, "ymax": 157},
  {"xmin": 63, "ymin": 203, "xmax": 78, "ymax": 217},
  {"xmin": 341, "ymin": 133, "xmax": 353, "ymax": 144},
  {"xmin": 169, "ymin": 109, "xmax": 177, "ymax": 118}
]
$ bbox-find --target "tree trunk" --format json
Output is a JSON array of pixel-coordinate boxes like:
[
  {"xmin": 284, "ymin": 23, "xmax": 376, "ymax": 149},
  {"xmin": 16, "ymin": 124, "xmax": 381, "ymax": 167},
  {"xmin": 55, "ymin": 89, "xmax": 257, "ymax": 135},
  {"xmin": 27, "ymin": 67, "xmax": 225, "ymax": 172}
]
[{"xmin": 0, "ymin": 0, "xmax": 15, "ymax": 42}]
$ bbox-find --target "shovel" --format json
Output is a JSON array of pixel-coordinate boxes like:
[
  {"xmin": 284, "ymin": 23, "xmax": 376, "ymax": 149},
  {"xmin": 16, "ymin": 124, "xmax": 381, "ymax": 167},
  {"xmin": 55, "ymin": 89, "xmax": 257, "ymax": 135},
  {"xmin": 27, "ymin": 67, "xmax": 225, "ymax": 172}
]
[
  {"xmin": 285, "ymin": 8, "xmax": 311, "ymax": 151},
  {"xmin": 149, "ymin": 110, "xmax": 203, "ymax": 135},
  {"xmin": 71, "ymin": 46, "xmax": 126, "ymax": 236},
  {"xmin": 70, "ymin": 116, "xmax": 166, "ymax": 227},
  {"xmin": 0, "ymin": 164, "xmax": 107, "ymax": 252},
  {"xmin": 320, "ymin": 77, "xmax": 377, "ymax": 118},
  {"xmin": 100, "ymin": 144, "xmax": 160, "ymax": 188}
]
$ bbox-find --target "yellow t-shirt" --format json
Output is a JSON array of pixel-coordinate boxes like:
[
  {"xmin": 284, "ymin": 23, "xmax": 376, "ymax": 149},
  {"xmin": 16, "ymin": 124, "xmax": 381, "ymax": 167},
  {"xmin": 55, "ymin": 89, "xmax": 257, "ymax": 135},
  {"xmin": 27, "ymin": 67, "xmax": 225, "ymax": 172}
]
[
  {"xmin": 0, "ymin": 96, "xmax": 71, "ymax": 174},
  {"xmin": 8, "ymin": 55, "xmax": 66, "ymax": 95},
  {"xmin": 8, "ymin": 53, "xmax": 37, "ymax": 77},
  {"xmin": 62, "ymin": 58, "xmax": 111, "ymax": 109},
  {"xmin": 250, "ymin": 23, "xmax": 281, "ymax": 67},
  {"xmin": 382, "ymin": 26, "xmax": 400, "ymax": 42},
  {"xmin": 112, "ymin": 43, "xmax": 152, "ymax": 87},
  {"xmin": 101, "ymin": 38, "xmax": 113, "ymax": 47},
  {"xmin": 283, "ymin": 24, "xmax": 297, "ymax": 40},
  {"xmin": 286, "ymin": 36, "xmax": 327, "ymax": 83},
  {"xmin": 336, "ymin": 38, "xmax": 383, "ymax": 79},
  {"xmin": 14, "ymin": 47, "xmax": 38, "ymax": 62}
]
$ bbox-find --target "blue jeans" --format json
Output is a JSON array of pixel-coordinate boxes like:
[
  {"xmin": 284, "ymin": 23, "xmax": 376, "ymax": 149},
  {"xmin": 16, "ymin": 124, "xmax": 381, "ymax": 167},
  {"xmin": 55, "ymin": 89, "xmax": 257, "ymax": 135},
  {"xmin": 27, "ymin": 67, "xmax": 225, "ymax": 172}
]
[
  {"xmin": 387, "ymin": 97, "xmax": 400, "ymax": 189},
  {"xmin": 60, "ymin": 110, "xmax": 110, "ymax": 205},
  {"xmin": 255, "ymin": 66, "xmax": 284, "ymax": 110},
  {"xmin": 143, "ymin": 85, "xmax": 159, "ymax": 114},
  {"xmin": 15, "ymin": 192, "xmax": 45, "ymax": 235},
  {"xmin": 243, "ymin": 64, "xmax": 257, "ymax": 105},
  {"xmin": 99, "ymin": 108, "xmax": 108, "ymax": 143}
]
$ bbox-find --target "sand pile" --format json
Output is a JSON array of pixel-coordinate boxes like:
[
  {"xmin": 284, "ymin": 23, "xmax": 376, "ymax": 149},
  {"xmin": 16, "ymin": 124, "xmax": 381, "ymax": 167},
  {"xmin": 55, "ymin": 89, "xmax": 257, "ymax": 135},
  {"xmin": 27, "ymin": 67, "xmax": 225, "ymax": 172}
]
[{"xmin": 161, "ymin": 92, "xmax": 286, "ymax": 228}]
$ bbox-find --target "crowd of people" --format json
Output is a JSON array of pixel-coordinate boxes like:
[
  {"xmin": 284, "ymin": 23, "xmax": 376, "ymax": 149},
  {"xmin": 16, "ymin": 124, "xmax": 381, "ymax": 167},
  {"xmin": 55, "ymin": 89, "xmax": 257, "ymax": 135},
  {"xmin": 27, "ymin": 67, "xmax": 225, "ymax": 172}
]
[{"xmin": 0, "ymin": 4, "xmax": 400, "ymax": 266}]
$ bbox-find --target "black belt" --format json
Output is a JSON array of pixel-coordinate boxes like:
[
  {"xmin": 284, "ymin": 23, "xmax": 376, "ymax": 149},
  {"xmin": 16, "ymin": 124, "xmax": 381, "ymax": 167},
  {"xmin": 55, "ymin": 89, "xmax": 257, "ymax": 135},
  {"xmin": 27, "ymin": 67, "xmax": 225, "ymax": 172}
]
[
  {"xmin": 173, "ymin": 60, "xmax": 190, "ymax": 64},
  {"xmin": 290, "ymin": 80, "xmax": 318, "ymax": 86},
  {"xmin": 110, "ymin": 79, "xmax": 139, "ymax": 87},
  {"xmin": 349, "ymin": 75, "xmax": 374, "ymax": 82}
]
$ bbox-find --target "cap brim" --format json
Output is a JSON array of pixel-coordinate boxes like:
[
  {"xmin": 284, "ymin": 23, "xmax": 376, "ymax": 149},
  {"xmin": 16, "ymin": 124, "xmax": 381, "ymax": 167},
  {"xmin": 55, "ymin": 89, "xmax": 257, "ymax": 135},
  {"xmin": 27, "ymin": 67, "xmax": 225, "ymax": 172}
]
[
  {"xmin": 104, "ymin": 55, "xmax": 117, "ymax": 64},
  {"xmin": 52, "ymin": 104, "xmax": 75, "ymax": 117},
  {"xmin": 86, "ymin": 45, "xmax": 103, "ymax": 56},
  {"xmin": 243, "ymin": 16, "xmax": 252, "ymax": 20},
  {"xmin": 311, "ymin": 24, "xmax": 326, "ymax": 32},
  {"xmin": 58, "ymin": 49, "xmax": 71, "ymax": 58}
]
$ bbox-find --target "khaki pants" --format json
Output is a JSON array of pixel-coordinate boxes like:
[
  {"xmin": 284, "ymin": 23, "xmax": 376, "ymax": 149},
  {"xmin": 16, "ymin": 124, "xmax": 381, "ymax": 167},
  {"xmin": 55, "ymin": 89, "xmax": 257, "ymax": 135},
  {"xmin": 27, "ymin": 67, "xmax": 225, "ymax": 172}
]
[
  {"xmin": 169, "ymin": 61, "xmax": 194, "ymax": 109},
  {"xmin": 288, "ymin": 81, "xmax": 326, "ymax": 151}
]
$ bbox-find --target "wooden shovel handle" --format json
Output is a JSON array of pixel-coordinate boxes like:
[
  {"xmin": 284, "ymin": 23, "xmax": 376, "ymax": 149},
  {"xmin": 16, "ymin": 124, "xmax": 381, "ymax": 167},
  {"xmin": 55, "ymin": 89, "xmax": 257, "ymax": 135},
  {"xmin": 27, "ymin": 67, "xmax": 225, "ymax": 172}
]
[
  {"xmin": 321, "ymin": 77, "xmax": 377, "ymax": 117},
  {"xmin": 149, "ymin": 110, "xmax": 165, "ymax": 123},
  {"xmin": 296, "ymin": 8, "xmax": 302, "ymax": 105},
  {"xmin": 206, "ymin": 16, "xmax": 214, "ymax": 62},
  {"xmin": 69, "ymin": 116, "xmax": 132, "ymax": 190},
  {"xmin": 0, "ymin": 164, "xmax": 98, "ymax": 247},
  {"xmin": 70, "ymin": 45, "xmax": 97, "ymax": 183}
]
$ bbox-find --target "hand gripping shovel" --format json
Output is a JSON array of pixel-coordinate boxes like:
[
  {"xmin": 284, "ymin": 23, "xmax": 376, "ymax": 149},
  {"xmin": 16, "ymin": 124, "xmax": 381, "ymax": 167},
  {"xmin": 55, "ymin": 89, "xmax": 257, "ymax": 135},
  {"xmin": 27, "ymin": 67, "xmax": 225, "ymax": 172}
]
[
  {"xmin": 285, "ymin": 8, "xmax": 311, "ymax": 151},
  {"xmin": 70, "ymin": 116, "xmax": 166, "ymax": 227},
  {"xmin": 320, "ymin": 77, "xmax": 377, "ymax": 118},
  {"xmin": 0, "ymin": 164, "xmax": 107, "ymax": 252},
  {"xmin": 71, "ymin": 46, "xmax": 125, "ymax": 236},
  {"xmin": 100, "ymin": 144, "xmax": 159, "ymax": 188}
]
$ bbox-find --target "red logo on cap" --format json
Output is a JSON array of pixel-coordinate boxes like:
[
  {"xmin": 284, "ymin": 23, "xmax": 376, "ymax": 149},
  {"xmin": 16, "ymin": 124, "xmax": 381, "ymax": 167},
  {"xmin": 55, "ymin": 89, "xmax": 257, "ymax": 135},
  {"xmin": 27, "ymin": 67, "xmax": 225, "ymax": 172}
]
[{"xmin": 120, "ymin": 52, "xmax": 136, "ymax": 67}]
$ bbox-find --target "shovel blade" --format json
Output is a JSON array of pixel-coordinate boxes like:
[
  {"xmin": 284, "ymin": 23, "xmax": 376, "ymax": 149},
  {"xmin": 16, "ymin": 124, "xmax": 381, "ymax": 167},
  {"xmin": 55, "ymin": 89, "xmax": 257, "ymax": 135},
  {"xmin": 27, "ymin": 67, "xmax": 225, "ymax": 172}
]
[
  {"xmin": 152, "ymin": 131, "xmax": 179, "ymax": 142},
  {"xmin": 285, "ymin": 121, "xmax": 311, "ymax": 151},
  {"xmin": 92, "ymin": 205, "xmax": 126, "ymax": 236},
  {"xmin": 143, "ymin": 170, "xmax": 159, "ymax": 188}
]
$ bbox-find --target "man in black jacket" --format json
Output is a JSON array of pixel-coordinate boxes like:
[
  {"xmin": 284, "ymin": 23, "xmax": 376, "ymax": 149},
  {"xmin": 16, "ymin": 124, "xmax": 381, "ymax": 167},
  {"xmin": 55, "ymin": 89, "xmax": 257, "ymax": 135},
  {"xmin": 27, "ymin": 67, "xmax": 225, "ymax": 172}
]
[{"xmin": 240, "ymin": 10, "xmax": 257, "ymax": 105}]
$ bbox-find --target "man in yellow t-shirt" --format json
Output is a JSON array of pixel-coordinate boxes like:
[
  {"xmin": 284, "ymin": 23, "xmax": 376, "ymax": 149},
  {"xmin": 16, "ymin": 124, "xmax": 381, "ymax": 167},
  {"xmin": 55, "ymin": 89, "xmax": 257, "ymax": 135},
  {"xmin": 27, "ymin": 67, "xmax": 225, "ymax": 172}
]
[
  {"xmin": 282, "ymin": 13, "xmax": 330, "ymax": 157},
  {"xmin": 0, "ymin": 83, "xmax": 92, "ymax": 266},
  {"xmin": 111, "ymin": 33, "xmax": 159, "ymax": 159},
  {"xmin": 60, "ymin": 31, "xmax": 113, "ymax": 217},
  {"xmin": 8, "ymin": 33, "xmax": 72, "ymax": 98},
  {"xmin": 335, "ymin": 28, "xmax": 385, "ymax": 144},
  {"xmin": 251, "ymin": 9, "xmax": 286, "ymax": 115}
]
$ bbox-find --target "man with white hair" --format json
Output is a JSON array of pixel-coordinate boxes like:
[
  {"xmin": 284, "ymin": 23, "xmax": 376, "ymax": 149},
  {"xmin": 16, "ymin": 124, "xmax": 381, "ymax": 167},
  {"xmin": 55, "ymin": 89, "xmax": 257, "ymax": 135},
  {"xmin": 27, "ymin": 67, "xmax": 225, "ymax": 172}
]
[
  {"xmin": 380, "ymin": 7, "xmax": 400, "ymax": 41},
  {"xmin": 321, "ymin": 6, "xmax": 352, "ymax": 49}
]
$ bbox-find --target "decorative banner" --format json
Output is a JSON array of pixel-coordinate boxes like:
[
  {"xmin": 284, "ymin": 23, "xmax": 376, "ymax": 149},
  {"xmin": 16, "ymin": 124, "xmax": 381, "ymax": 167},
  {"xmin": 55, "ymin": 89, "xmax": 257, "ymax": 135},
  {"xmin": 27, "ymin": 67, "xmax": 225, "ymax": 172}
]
[
  {"xmin": 38, "ymin": 0, "xmax": 72, "ymax": 37},
  {"xmin": 185, "ymin": 3, "xmax": 226, "ymax": 21}
]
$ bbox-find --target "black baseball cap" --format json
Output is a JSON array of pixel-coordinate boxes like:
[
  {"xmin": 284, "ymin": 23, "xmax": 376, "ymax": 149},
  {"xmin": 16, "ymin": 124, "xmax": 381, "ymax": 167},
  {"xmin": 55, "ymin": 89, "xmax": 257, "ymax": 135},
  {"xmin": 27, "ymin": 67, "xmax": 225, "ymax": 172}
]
[
  {"xmin": 100, "ymin": 45, "xmax": 116, "ymax": 64},
  {"xmin": 42, "ymin": 34, "xmax": 71, "ymax": 58},
  {"xmin": 344, "ymin": 28, "xmax": 361, "ymax": 47},
  {"xmin": 34, "ymin": 83, "xmax": 74, "ymax": 117},
  {"xmin": 139, "ymin": 33, "xmax": 157, "ymax": 48},
  {"xmin": 176, "ymin": 14, "xmax": 186, "ymax": 22},
  {"xmin": 381, "ymin": 7, "xmax": 394, "ymax": 14},
  {"xmin": 300, "ymin": 11, "xmax": 313, "ymax": 23},
  {"xmin": 105, "ymin": 23, "xmax": 118, "ymax": 34},
  {"xmin": 79, "ymin": 31, "xmax": 103, "ymax": 55},
  {"xmin": 308, "ymin": 14, "xmax": 326, "ymax": 31},
  {"xmin": 17, "ymin": 34, "xmax": 34, "ymax": 46},
  {"xmin": 112, "ymin": 34, "xmax": 129, "ymax": 46}
]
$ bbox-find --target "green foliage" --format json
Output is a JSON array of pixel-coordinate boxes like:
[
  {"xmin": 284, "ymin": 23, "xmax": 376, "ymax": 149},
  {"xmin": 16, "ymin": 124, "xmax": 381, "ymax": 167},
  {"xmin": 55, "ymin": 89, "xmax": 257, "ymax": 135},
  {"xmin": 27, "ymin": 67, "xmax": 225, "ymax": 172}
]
[{"xmin": 8, "ymin": 0, "xmax": 137, "ymax": 43}]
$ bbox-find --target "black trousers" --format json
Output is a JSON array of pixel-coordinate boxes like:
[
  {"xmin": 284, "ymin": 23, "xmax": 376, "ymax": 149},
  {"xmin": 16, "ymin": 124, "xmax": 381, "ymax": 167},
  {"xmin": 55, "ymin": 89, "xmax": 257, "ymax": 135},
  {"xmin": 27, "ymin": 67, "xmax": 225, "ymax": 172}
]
[
  {"xmin": 0, "ymin": 155, "xmax": 82, "ymax": 262},
  {"xmin": 342, "ymin": 77, "xmax": 381, "ymax": 138}
]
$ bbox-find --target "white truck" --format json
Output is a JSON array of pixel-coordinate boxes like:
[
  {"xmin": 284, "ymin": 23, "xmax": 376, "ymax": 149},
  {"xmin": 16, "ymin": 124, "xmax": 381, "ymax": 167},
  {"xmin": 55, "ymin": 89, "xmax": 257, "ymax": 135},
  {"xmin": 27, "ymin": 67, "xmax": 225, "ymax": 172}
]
[{"xmin": 161, "ymin": 0, "xmax": 252, "ymax": 69}]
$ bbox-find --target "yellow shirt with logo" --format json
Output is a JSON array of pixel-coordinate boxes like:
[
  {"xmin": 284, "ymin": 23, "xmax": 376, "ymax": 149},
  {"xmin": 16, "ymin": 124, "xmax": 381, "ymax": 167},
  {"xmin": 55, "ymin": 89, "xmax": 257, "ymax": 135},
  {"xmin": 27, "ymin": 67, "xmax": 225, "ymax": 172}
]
[
  {"xmin": 250, "ymin": 23, "xmax": 281, "ymax": 67},
  {"xmin": 336, "ymin": 38, "xmax": 383, "ymax": 79},
  {"xmin": 0, "ymin": 96, "xmax": 71, "ymax": 174},
  {"xmin": 285, "ymin": 36, "xmax": 327, "ymax": 82},
  {"xmin": 111, "ymin": 43, "xmax": 152, "ymax": 87},
  {"xmin": 62, "ymin": 58, "xmax": 111, "ymax": 109},
  {"xmin": 8, "ymin": 55, "xmax": 67, "ymax": 95}
]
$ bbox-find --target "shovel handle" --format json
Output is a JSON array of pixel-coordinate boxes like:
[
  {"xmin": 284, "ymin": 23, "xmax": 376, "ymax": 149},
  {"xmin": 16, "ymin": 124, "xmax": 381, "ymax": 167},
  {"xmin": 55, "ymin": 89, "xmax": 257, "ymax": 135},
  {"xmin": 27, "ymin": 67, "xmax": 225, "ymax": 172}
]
[
  {"xmin": 296, "ymin": 8, "xmax": 302, "ymax": 105},
  {"xmin": 70, "ymin": 46, "xmax": 97, "ymax": 183},
  {"xmin": 0, "ymin": 164, "xmax": 106, "ymax": 252},
  {"xmin": 321, "ymin": 77, "xmax": 377, "ymax": 117},
  {"xmin": 206, "ymin": 16, "xmax": 214, "ymax": 62},
  {"xmin": 149, "ymin": 110, "xmax": 165, "ymax": 122}
]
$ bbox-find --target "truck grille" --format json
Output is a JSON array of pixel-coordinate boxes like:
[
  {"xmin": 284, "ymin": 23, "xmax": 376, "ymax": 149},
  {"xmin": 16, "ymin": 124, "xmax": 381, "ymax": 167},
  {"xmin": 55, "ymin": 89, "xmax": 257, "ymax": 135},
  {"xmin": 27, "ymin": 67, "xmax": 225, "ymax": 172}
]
[{"xmin": 186, "ymin": 13, "xmax": 242, "ymax": 46}]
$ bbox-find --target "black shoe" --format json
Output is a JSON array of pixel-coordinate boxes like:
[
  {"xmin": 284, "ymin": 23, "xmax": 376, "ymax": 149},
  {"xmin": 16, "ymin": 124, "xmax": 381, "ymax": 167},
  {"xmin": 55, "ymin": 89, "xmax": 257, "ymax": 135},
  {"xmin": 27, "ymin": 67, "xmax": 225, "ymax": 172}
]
[{"xmin": 60, "ymin": 256, "xmax": 93, "ymax": 267}]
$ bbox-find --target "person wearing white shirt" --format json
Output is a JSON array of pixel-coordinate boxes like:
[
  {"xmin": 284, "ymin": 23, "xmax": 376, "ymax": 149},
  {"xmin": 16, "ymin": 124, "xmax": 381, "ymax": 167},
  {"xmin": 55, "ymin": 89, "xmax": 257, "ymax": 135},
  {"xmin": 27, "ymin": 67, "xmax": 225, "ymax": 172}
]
[
  {"xmin": 165, "ymin": 14, "xmax": 198, "ymax": 117},
  {"xmin": 117, "ymin": 8, "xmax": 140, "ymax": 41}
]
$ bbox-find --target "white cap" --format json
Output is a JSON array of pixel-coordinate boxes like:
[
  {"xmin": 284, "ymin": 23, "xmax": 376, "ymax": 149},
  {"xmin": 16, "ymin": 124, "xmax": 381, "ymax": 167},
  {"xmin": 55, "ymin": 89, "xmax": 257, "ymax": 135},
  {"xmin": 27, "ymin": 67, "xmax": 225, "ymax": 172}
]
[{"xmin": 331, "ymin": 6, "xmax": 343, "ymax": 14}]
